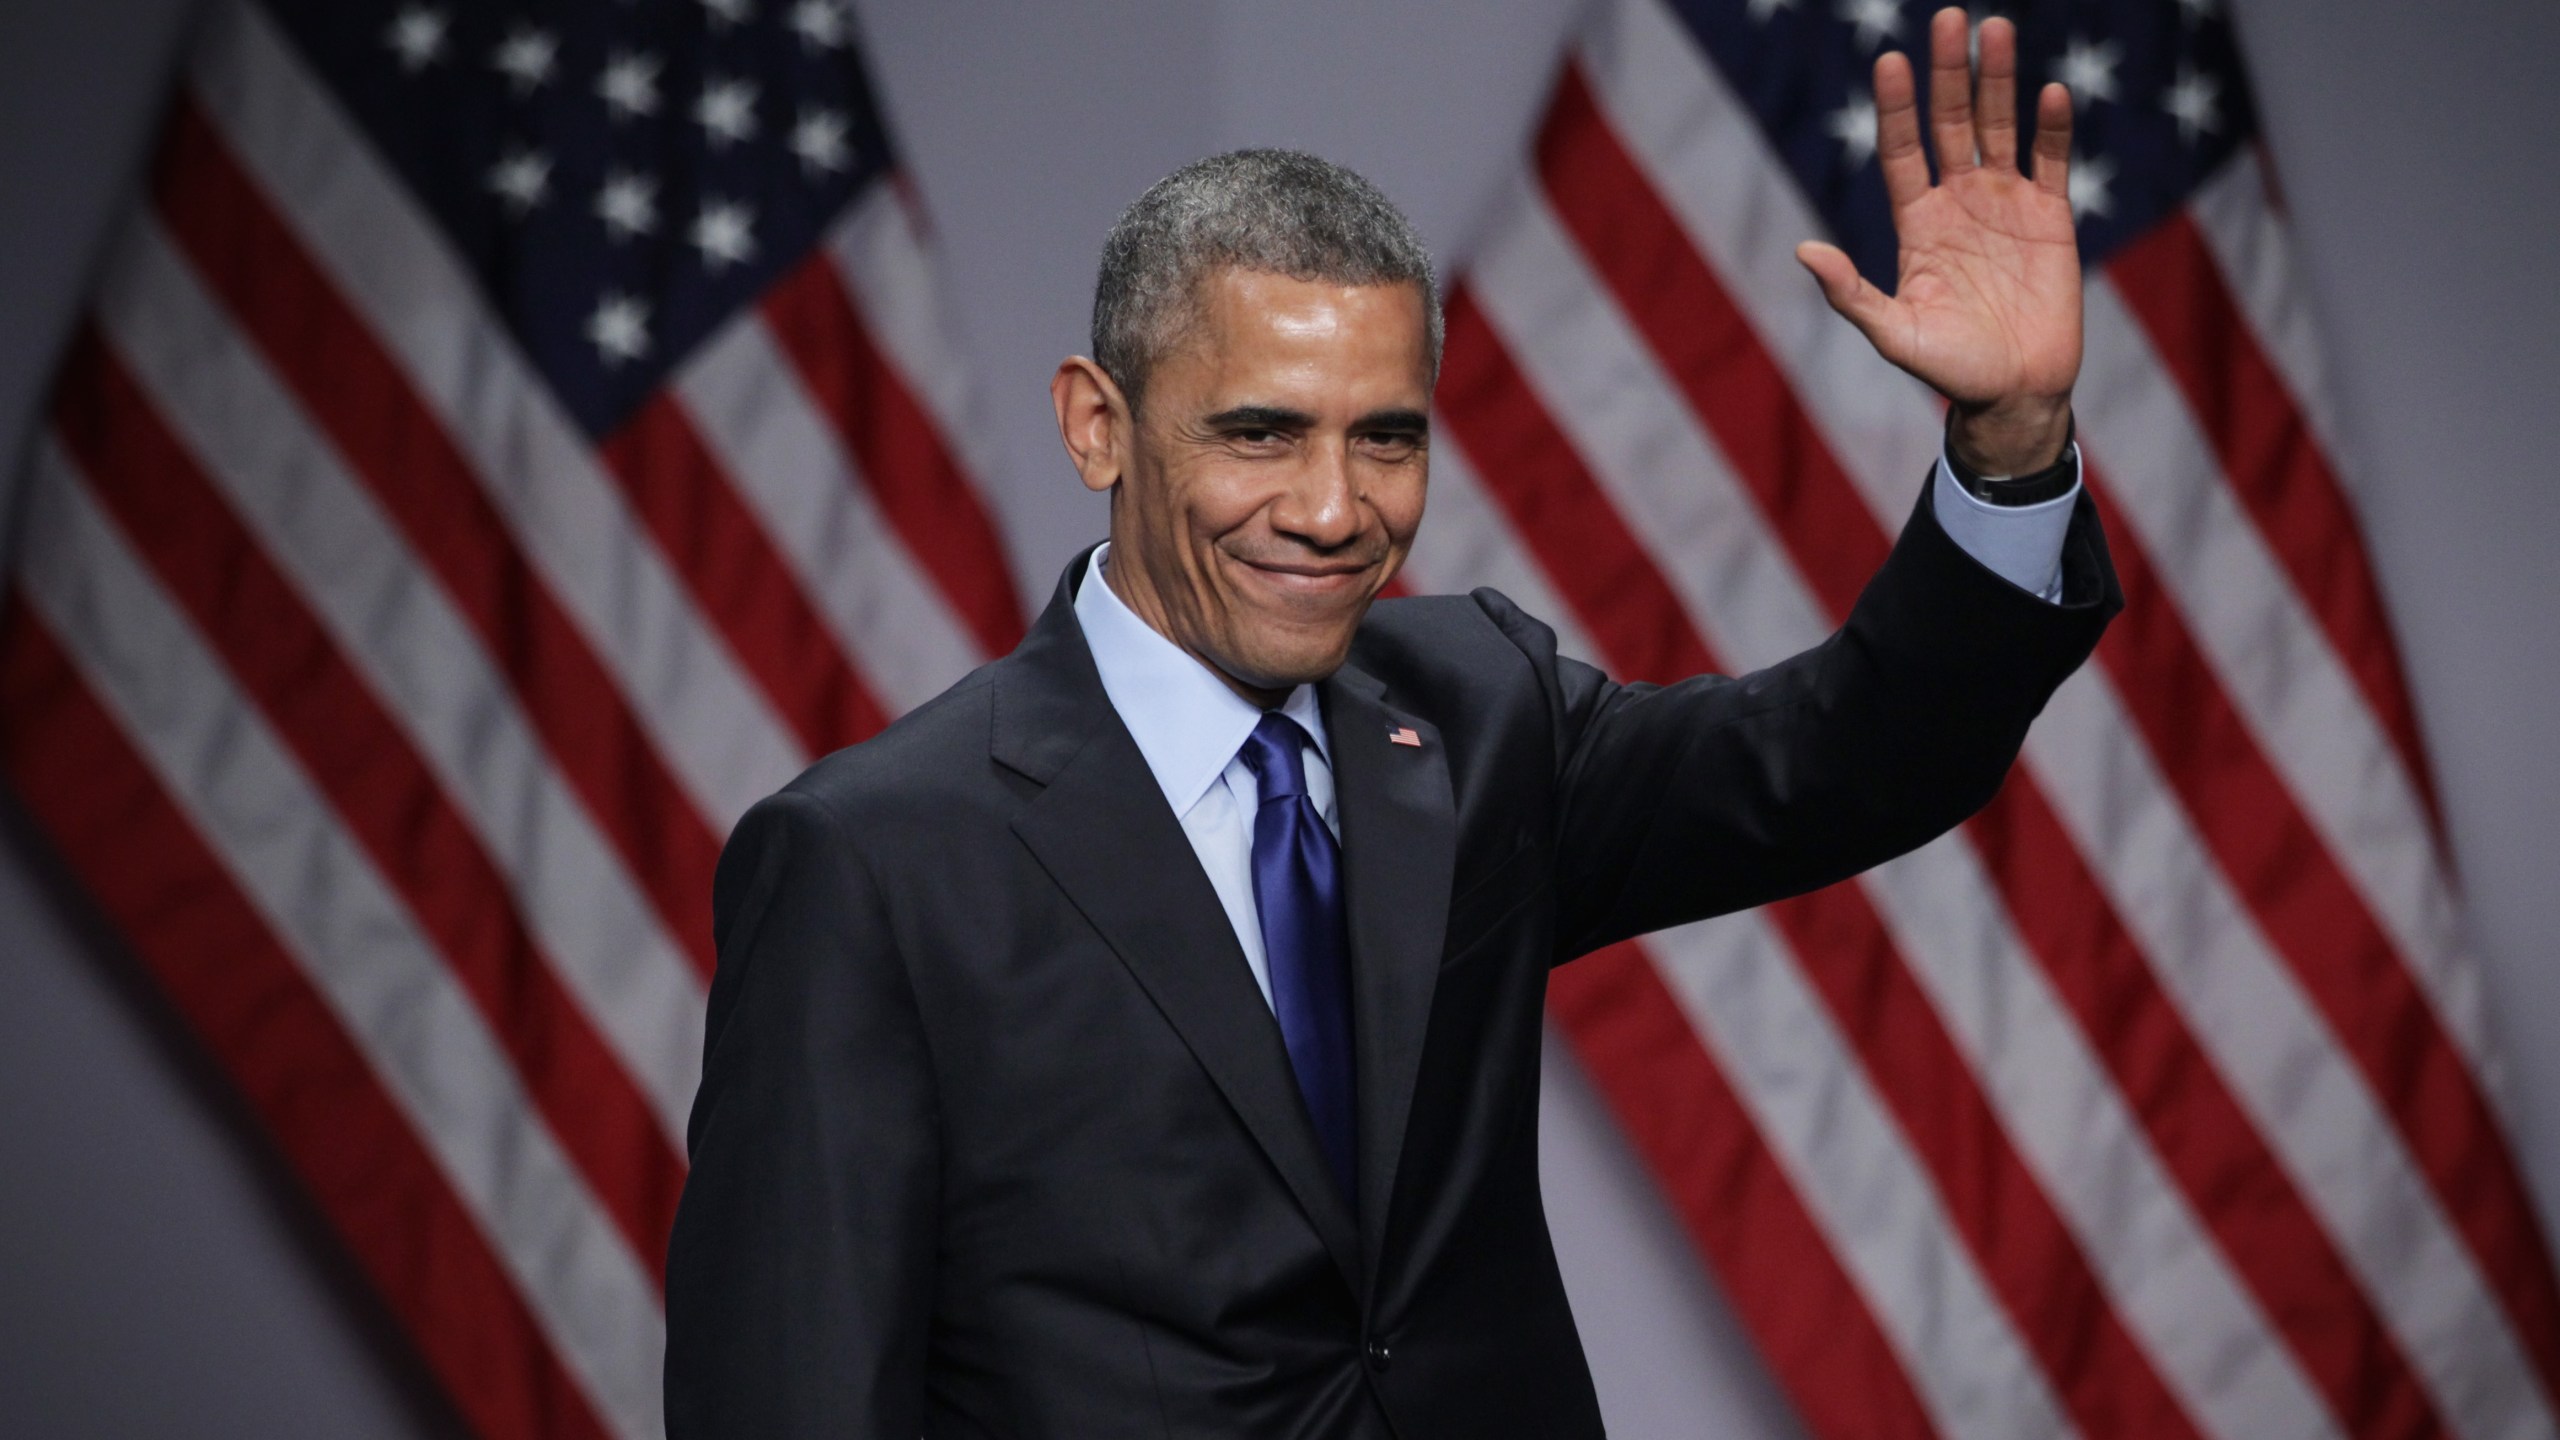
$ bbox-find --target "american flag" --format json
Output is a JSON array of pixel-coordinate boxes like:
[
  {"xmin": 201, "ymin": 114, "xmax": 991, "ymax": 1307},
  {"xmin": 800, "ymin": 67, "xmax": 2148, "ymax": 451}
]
[
  {"xmin": 0, "ymin": 1, "xmax": 1016, "ymax": 1437},
  {"xmin": 1402, "ymin": 0, "xmax": 2560, "ymax": 1436}
]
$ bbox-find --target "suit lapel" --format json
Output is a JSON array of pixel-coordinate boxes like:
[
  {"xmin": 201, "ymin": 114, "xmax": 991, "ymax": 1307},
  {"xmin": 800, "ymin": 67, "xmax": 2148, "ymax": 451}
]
[
  {"xmin": 1322, "ymin": 665, "xmax": 1456, "ymax": 1278},
  {"xmin": 996, "ymin": 563, "xmax": 1363, "ymax": 1290}
]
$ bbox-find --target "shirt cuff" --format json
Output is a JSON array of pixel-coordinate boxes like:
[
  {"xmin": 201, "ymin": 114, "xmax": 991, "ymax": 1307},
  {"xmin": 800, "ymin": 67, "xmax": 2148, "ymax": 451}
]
[{"xmin": 1930, "ymin": 445, "xmax": 2079, "ymax": 603}]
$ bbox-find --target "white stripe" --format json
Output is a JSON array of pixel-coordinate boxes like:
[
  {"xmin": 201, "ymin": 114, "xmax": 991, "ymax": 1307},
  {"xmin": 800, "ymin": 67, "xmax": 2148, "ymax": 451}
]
[
  {"xmin": 2184, "ymin": 152, "xmax": 2354, "ymax": 479},
  {"xmin": 93, "ymin": 215, "xmax": 705, "ymax": 1144},
  {"xmin": 17, "ymin": 446, "xmax": 664, "ymax": 1440},
  {"xmin": 2022, "ymin": 664, "xmax": 2549, "ymax": 1440},
  {"xmin": 673, "ymin": 306, "xmax": 985, "ymax": 718},
  {"xmin": 820, "ymin": 182, "xmax": 1015, "ymax": 515},
  {"xmin": 1467, "ymin": 172, "xmax": 2331, "ymax": 1439},
  {"xmin": 191, "ymin": 1, "xmax": 805, "ymax": 830},
  {"xmin": 1646, "ymin": 916, "xmax": 2071, "ymax": 1440},
  {"xmin": 1576, "ymin": 8, "xmax": 2542, "ymax": 1431},
  {"xmin": 2079, "ymin": 277, "xmax": 2485, "ymax": 1075}
]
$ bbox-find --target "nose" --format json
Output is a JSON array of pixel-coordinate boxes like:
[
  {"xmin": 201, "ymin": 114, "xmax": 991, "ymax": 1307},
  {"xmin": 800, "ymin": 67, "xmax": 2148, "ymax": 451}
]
[{"xmin": 1268, "ymin": 441, "xmax": 1362, "ymax": 551}]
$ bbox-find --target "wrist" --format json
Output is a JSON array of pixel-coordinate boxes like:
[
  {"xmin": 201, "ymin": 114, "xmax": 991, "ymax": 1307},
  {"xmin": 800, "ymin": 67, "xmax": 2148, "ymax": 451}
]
[{"xmin": 1948, "ymin": 396, "xmax": 2073, "ymax": 476}]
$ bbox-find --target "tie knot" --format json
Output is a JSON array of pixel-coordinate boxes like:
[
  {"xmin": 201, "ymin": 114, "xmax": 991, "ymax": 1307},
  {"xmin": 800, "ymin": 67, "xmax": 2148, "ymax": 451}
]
[{"xmin": 1238, "ymin": 711, "xmax": 1313, "ymax": 803}]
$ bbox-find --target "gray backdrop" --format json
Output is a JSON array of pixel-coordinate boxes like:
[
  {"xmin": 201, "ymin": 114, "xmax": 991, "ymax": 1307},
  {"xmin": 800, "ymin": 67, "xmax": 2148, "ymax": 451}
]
[{"xmin": 2, "ymin": 1, "xmax": 2554, "ymax": 1435}]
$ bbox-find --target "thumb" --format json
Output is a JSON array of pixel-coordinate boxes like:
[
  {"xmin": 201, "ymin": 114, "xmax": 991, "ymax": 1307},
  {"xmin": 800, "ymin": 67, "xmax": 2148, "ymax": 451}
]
[{"xmin": 1795, "ymin": 240, "xmax": 1901, "ymax": 355}]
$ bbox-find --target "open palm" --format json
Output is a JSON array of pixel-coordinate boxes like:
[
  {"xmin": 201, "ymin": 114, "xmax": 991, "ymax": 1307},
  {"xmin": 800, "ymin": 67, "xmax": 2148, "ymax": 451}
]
[{"xmin": 1797, "ymin": 9, "xmax": 2081, "ymax": 473}]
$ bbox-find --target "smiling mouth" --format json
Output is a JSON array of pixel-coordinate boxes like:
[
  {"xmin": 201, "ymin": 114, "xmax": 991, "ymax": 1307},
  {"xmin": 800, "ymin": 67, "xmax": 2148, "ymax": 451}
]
[{"xmin": 1231, "ymin": 555, "xmax": 1376, "ymax": 598}]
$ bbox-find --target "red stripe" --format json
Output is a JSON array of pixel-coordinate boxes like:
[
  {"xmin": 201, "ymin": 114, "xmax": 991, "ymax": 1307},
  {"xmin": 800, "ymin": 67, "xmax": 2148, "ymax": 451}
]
[
  {"xmin": 2081, "ymin": 455, "xmax": 2560, "ymax": 1413},
  {"xmin": 154, "ymin": 94, "xmax": 720, "ymax": 980},
  {"xmin": 50, "ymin": 323, "xmax": 683, "ymax": 1280},
  {"xmin": 1437, "ymin": 308, "xmax": 2203, "ymax": 1440},
  {"xmin": 2104, "ymin": 218, "xmax": 2443, "ymax": 829},
  {"xmin": 760, "ymin": 247, "xmax": 1025, "ymax": 659},
  {"xmin": 0, "ymin": 598, "xmax": 613, "ymax": 1440},
  {"xmin": 1536, "ymin": 59, "xmax": 2461, "ymax": 1434},
  {"xmin": 600, "ymin": 393, "xmax": 891, "ymax": 754},
  {"xmin": 1549, "ymin": 943, "xmax": 1940, "ymax": 1440}
]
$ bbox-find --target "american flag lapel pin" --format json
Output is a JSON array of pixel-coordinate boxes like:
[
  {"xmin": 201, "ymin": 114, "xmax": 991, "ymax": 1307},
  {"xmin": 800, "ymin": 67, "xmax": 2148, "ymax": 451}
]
[{"xmin": 1388, "ymin": 726, "xmax": 1423, "ymax": 748}]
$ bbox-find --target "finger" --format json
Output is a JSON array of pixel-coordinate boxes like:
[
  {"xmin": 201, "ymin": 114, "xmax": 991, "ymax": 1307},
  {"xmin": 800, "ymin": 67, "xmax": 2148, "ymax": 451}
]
[
  {"xmin": 1974, "ymin": 15, "xmax": 2018, "ymax": 173},
  {"xmin": 1795, "ymin": 240, "xmax": 1902, "ymax": 356},
  {"xmin": 1927, "ymin": 7, "xmax": 1977, "ymax": 178},
  {"xmin": 1872, "ymin": 50, "xmax": 1929, "ymax": 210},
  {"xmin": 2029, "ymin": 81, "xmax": 2072, "ymax": 198}
]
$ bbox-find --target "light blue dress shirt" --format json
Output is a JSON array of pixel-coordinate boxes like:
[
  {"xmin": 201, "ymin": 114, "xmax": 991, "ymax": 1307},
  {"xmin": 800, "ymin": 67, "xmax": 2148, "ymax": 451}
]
[
  {"xmin": 1074, "ymin": 452, "xmax": 2077, "ymax": 1010},
  {"xmin": 1932, "ymin": 449, "xmax": 2080, "ymax": 602}
]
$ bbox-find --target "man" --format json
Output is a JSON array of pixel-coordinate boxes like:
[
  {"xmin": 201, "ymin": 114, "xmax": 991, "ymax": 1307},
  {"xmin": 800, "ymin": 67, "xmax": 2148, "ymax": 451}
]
[{"xmin": 666, "ymin": 12, "xmax": 2116, "ymax": 1436}]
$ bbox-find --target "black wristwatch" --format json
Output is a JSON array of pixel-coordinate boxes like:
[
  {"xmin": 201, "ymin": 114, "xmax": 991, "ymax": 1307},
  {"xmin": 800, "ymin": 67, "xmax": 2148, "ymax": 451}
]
[{"xmin": 1944, "ymin": 413, "xmax": 2078, "ymax": 506}]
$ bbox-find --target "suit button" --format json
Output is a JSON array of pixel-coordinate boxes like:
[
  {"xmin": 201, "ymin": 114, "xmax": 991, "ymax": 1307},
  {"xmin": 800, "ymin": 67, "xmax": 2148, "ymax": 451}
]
[{"xmin": 1365, "ymin": 1340, "xmax": 1392, "ymax": 1372}]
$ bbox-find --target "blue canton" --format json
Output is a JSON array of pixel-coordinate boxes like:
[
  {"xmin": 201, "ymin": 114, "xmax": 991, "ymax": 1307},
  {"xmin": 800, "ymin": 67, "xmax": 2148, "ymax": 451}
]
[
  {"xmin": 1663, "ymin": 0, "xmax": 2256, "ymax": 287},
  {"xmin": 262, "ymin": 0, "xmax": 897, "ymax": 438}
]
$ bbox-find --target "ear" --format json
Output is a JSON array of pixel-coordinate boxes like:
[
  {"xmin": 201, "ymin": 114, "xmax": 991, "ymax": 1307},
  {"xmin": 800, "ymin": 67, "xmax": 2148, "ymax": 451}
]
[{"xmin": 1051, "ymin": 357, "xmax": 1133, "ymax": 495}]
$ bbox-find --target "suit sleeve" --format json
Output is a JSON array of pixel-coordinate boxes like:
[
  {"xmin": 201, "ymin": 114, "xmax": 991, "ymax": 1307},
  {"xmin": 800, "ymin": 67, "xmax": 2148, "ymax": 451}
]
[
  {"xmin": 1515, "ymin": 473, "xmax": 2122, "ymax": 960},
  {"xmin": 665, "ymin": 788, "xmax": 939, "ymax": 1438}
]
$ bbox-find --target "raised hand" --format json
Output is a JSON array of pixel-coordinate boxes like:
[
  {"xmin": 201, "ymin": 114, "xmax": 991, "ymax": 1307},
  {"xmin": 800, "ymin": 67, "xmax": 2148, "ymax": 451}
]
[{"xmin": 1795, "ymin": 7, "xmax": 2080, "ymax": 475}]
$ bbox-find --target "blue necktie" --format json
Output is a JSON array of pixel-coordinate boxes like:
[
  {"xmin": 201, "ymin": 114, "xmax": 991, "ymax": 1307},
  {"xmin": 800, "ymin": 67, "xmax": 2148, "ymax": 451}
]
[{"xmin": 1238, "ymin": 712, "xmax": 1359, "ymax": 1210}]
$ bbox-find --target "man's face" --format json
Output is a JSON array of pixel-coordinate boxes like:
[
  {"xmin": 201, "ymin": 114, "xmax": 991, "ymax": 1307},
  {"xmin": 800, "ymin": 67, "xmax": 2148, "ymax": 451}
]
[{"xmin": 1099, "ymin": 269, "xmax": 1432, "ymax": 701}]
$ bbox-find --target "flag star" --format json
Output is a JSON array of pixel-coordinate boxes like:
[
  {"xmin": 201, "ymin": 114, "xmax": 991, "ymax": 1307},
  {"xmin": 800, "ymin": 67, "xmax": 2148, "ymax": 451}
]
[
  {"xmin": 586, "ymin": 292, "xmax": 651, "ymax": 366},
  {"xmin": 1836, "ymin": 0, "xmax": 1902, "ymax": 51},
  {"xmin": 2162, "ymin": 62, "xmax": 2222, "ymax": 145},
  {"xmin": 490, "ymin": 25, "xmax": 558, "ymax": 94},
  {"xmin": 1828, "ymin": 90, "xmax": 1879, "ymax": 167},
  {"xmin": 2057, "ymin": 37, "xmax": 2122, "ymax": 108},
  {"xmin": 1746, "ymin": 0, "xmax": 1798, "ymax": 21},
  {"xmin": 691, "ymin": 199, "xmax": 759, "ymax": 271},
  {"xmin": 789, "ymin": 0, "xmax": 853, "ymax": 49},
  {"xmin": 598, "ymin": 50, "xmax": 662, "ymax": 122},
  {"xmin": 2067, "ymin": 151, "xmax": 2116, "ymax": 220},
  {"xmin": 694, "ymin": 76, "xmax": 760, "ymax": 150},
  {"xmin": 594, "ymin": 170, "xmax": 659, "ymax": 241},
  {"xmin": 790, "ymin": 107, "xmax": 852, "ymax": 176},
  {"xmin": 383, "ymin": 6, "xmax": 450, "ymax": 72},
  {"xmin": 485, "ymin": 147, "xmax": 552, "ymax": 216},
  {"xmin": 698, "ymin": 0, "xmax": 752, "ymax": 28}
]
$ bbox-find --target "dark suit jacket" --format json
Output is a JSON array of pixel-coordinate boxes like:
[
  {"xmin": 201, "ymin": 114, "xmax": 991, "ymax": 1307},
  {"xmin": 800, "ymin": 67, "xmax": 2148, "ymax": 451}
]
[{"xmin": 664, "ymin": 478, "xmax": 2119, "ymax": 1438}]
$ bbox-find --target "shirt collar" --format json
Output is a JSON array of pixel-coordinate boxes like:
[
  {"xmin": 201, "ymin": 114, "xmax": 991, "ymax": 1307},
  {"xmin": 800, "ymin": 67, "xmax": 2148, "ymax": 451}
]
[{"xmin": 1074, "ymin": 543, "xmax": 1330, "ymax": 816}]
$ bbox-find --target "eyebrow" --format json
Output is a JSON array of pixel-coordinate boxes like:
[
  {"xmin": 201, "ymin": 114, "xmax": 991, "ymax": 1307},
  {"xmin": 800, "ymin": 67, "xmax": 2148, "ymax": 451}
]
[
  {"xmin": 1201, "ymin": 405, "xmax": 1317, "ymax": 432},
  {"xmin": 1197, "ymin": 405, "xmax": 1430, "ymax": 435},
  {"xmin": 1355, "ymin": 407, "xmax": 1430, "ymax": 436}
]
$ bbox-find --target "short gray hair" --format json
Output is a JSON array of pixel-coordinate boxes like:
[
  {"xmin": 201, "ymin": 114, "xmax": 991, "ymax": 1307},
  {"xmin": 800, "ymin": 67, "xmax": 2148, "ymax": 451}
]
[{"xmin": 1091, "ymin": 149, "xmax": 1442, "ymax": 409}]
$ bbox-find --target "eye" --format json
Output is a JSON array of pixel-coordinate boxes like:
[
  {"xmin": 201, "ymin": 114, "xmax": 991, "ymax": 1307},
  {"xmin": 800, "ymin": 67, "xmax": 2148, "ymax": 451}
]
[{"xmin": 1219, "ymin": 425, "xmax": 1297, "ymax": 454}]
